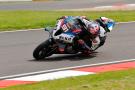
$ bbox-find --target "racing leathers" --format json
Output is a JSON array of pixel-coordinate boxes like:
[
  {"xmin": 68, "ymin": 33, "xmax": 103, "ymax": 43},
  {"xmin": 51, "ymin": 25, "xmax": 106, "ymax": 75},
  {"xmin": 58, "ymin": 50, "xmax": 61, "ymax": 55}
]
[{"xmin": 77, "ymin": 16, "xmax": 115, "ymax": 51}]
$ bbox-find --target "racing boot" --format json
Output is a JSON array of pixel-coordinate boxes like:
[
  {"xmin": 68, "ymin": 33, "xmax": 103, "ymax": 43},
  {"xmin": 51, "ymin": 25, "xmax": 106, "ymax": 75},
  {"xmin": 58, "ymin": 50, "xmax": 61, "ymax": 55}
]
[{"xmin": 77, "ymin": 39, "xmax": 93, "ymax": 56}]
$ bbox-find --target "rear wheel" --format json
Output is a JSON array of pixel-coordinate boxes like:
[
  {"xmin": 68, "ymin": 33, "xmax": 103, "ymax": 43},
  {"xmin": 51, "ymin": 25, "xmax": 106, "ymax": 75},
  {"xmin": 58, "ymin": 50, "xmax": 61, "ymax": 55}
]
[{"xmin": 33, "ymin": 39, "xmax": 54, "ymax": 60}]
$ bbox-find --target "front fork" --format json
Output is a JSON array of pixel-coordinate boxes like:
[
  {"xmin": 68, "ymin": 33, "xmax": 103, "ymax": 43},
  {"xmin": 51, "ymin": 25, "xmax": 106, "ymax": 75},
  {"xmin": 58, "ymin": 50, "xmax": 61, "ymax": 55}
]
[{"xmin": 46, "ymin": 38, "xmax": 58, "ymax": 55}]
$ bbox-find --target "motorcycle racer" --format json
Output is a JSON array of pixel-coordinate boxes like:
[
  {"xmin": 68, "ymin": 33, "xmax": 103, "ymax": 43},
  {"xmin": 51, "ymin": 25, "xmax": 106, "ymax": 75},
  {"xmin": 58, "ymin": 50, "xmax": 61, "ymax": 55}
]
[{"xmin": 53, "ymin": 16, "xmax": 115, "ymax": 54}]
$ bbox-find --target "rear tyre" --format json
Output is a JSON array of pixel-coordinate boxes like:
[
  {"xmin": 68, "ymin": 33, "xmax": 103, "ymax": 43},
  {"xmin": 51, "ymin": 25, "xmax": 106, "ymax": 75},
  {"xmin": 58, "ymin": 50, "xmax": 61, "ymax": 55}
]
[{"xmin": 33, "ymin": 40, "xmax": 53, "ymax": 60}]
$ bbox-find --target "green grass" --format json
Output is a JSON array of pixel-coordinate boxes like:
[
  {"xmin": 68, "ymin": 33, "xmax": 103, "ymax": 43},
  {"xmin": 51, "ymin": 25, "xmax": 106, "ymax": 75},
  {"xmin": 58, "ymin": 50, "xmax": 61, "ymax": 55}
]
[
  {"xmin": 0, "ymin": 10, "xmax": 135, "ymax": 31},
  {"xmin": 1, "ymin": 68, "xmax": 135, "ymax": 90}
]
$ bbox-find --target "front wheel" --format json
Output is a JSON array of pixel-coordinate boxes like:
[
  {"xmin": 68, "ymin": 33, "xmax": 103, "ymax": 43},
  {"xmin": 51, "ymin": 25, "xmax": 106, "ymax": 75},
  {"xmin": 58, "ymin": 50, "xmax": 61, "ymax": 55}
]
[{"xmin": 33, "ymin": 39, "xmax": 54, "ymax": 60}]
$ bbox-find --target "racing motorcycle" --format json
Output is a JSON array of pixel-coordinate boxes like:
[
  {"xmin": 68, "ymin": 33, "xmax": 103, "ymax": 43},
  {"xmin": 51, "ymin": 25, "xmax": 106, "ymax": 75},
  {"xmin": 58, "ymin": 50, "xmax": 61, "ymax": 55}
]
[{"xmin": 33, "ymin": 17, "xmax": 93, "ymax": 60}]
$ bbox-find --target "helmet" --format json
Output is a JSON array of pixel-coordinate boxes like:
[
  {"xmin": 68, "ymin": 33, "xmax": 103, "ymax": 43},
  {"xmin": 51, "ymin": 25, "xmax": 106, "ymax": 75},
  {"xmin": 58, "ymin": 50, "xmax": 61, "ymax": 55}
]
[
  {"xmin": 100, "ymin": 17, "xmax": 115, "ymax": 32},
  {"xmin": 87, "ymin": 22, "xmax": 100, "ymax": 35}
]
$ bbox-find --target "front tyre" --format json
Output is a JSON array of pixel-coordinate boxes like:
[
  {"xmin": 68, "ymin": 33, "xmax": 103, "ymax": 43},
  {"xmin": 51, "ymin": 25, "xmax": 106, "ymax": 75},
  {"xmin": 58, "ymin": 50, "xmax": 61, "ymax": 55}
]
[{"xmin": 33, "ymin": 39, "xmax": 53, "ymax": 60}]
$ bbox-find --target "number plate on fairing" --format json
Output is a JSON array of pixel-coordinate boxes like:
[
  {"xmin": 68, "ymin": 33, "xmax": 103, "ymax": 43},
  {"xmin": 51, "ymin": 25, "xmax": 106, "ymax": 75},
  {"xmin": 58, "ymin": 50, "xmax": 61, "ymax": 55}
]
[{"xmin": 59, "ymin": 33, "xmax": 75, "ymax": 43}]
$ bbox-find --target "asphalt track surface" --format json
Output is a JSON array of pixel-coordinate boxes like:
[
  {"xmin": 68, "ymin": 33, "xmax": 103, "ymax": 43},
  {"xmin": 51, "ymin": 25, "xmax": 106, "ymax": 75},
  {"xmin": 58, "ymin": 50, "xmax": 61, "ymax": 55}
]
[
  {"xmin": 0, "ymin": 22, "xmax": 135, "ymax": 77},
  {"xmin": 0, "ymin": 0, "xmax": 135, "ymax": 78},
  {"xmin": 0, "ymin": 0, "xmax": 135, "ymax": 10}
]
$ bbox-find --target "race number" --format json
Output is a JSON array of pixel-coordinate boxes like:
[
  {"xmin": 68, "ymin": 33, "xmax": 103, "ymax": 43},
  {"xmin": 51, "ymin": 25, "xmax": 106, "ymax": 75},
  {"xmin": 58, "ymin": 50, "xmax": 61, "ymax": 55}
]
[{"xmin": 62, "ymin": 24, "xmax": 68, "ymax": 32}]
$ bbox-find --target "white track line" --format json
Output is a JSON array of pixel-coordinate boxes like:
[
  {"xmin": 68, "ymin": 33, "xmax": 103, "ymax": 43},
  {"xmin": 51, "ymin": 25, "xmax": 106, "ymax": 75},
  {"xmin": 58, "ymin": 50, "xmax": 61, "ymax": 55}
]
[
  {"xmin": 0, "ymin": 28, "xmax": 44, "ymax": 34},
  {"xmin": 0, "ymin": 59, "xmax": 135, "ymax": 80},
  {"xmin": 8, "ymin": 70, "xmax": 94, "ymax": 81}
]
